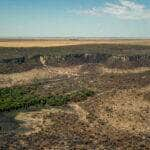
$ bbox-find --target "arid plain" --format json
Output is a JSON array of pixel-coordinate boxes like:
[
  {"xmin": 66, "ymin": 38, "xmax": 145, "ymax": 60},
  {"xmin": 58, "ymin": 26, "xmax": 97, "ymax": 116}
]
[{"xmin": 1, "ymin": 39, "xmax": 150, "ymax": 47}]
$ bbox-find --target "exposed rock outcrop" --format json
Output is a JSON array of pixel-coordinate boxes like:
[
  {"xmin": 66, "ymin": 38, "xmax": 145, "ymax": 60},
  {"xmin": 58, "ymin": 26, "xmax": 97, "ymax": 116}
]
[
  {"xmin": 0, "ymin": 52, "xmax": 150, "ymax": 74},
  {"xmin": 0, "ymin": 56, "xmax": 25, "ymax": 64}
]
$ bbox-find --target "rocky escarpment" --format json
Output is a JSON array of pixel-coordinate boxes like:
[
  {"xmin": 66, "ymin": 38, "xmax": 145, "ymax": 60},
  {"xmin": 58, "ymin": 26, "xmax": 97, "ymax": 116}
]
[
  {"xmin": 0, "ymin": 43, "xmax": 150, "ymax": 74},
  {"xmin": 30, "ymin": 53, "xmax": 150, "ymax": 68},
  {"xmin": 0, "ymin": 53, "xmax": 150, "ymax": 74},
  {"xmin": 106, "ymin": 55, "xmax": 150, "ymax": 68},
  {"xmin": 0, "ymin": 55, "xmax": 43, "ymax": 74},
  {"xmin": 43, "ymin": 53, "xmax": 111, "ymax": 66},
  {"xmin": 0, "ymin": 56, "xmax": 25, "ymax": 64}
]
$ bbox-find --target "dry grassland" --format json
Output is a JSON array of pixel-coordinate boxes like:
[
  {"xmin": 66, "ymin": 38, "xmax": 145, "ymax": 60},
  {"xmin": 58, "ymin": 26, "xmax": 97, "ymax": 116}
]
[{"xmin": 0, "ymin": 39, "xmax": 150, "ymax": 47}]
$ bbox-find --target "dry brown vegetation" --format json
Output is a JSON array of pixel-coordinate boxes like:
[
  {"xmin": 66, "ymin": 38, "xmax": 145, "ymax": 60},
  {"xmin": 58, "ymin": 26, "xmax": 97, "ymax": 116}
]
[{"xmin": 0, "ymin": 39, "xmax": 150, "ymax": 47}]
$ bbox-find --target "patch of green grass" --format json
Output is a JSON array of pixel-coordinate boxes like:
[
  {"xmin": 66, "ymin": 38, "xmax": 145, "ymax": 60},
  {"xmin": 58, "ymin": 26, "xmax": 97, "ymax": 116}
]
[
  {"xmin": 68, "ymin": 89, "xmax": 94, "ymax": 102},
  {"xmin": 0, "ymin": 86, "xmax": 94, "ymax": 112}
]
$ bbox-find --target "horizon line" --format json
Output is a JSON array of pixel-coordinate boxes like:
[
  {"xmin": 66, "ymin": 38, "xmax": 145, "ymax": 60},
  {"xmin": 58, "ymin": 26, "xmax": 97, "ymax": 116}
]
[{"xmin": 0, "ymin": 36, "xmax": 150, "ymax": 40}]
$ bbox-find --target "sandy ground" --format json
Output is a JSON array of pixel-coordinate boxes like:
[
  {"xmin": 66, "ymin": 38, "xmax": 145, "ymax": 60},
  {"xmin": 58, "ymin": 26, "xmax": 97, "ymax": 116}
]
[{"xmin": 0, "ymin": 39, "xmax": 150, "ymax": 47}]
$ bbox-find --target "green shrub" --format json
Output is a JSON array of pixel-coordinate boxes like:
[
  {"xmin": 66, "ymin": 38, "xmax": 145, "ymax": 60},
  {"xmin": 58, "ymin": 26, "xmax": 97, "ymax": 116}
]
[
  {"xmin": 0, "ymin": 86, "xmax": 94, "ymax": 112},
  {"xmin": 68, "ymin": 89, "xmax": 94, "ymax": 102}
]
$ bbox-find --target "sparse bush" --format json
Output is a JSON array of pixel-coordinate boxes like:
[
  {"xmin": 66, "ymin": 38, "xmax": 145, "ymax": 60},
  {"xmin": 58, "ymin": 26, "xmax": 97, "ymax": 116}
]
[{"xmin": 68, "ymin": 89, "xmax": 94, "ymax": 102}]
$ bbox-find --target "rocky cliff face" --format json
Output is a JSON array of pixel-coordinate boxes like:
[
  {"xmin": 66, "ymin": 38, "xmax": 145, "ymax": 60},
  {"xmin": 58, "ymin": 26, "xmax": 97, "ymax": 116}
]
[
  {"xmin": 0, "ymin": 52, "xmax": 150, "ymax": 74},
  {"xmin": 44, "ymin": 53, "xmax": 111, "ymax": 66},
  {"xmin": 106, "ymin": 55, "xmax": 150, "ymax": 68},
  {"xmin": 0, "ymin": 56, "xmax": 25, "ymax": 64},
  {"xmin": 35, "ymin": 53, "xmax": 150, "ymax": 68}
]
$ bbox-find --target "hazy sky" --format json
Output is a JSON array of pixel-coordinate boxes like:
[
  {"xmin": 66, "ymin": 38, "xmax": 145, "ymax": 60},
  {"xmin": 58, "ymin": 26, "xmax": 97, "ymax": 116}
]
[{"xmin": 0, "ymin": 0, "xmax": 150, "ymax": 38}]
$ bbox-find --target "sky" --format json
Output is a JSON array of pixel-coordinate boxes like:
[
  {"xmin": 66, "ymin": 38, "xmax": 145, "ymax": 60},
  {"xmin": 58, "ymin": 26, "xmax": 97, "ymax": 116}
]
[{"xmin": 0, "ymin": 0, "xmax": 150, "ymax": 38}]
